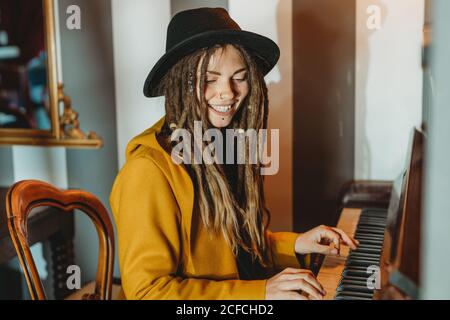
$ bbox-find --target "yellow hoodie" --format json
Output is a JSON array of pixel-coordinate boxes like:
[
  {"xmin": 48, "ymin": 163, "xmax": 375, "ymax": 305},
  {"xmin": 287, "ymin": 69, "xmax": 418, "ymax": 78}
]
[{"xmin": 109, "ymin": 117, "xmax": 309, "ymax": 300}]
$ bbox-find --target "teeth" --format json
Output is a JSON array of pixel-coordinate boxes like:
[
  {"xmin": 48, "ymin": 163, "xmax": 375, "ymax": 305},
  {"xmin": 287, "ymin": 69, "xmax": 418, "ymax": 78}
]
[{"xmin": 210, "ymin": 105, "xmax": 232, "ymax": 113}]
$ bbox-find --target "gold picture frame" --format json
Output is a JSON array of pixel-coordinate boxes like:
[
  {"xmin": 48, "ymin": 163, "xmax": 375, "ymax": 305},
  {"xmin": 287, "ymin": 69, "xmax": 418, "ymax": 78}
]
[{"xmin": 0, "ymin": 0, "xmax": 102, "ymax": 148}]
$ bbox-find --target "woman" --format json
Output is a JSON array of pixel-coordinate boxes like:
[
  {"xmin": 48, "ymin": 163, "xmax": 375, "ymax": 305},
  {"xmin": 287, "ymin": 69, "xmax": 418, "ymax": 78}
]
[{"xmin": 110, "ymin": 7, "xmax": 358, "ymax": 300}]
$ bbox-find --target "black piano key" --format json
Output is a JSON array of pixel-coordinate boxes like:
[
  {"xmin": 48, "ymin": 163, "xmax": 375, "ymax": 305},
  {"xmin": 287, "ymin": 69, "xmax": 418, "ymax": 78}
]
[
  {"xmin": 353, "ymin": 247, "xmax": 382, "ymax": 254},
  {"xmin": 353, "ymin": 244, "xmax": 382, "ymax": 254},
  {"xmin": 362, "ymin": 209, "xmax": 387, "ymax": 213},
  {"xmin": 342, "ymin": 269, "xmax": 372, "ymax": 278},
  {"xmin": 358, "ymin": 222, "xmax": 386, "ymax": 227},
  {"xmin": 344, "ymin": 266, "xmax": 371, "ymax": 272},
  {"xmin": 348, "ymin": 259, "xmax": 380, "ymax": 264},
  {"xmin": 339, "ymin": 279, "xmax": 369, "ymax": 286},
  {"xmin": 357, "ymin": 230, "xmax": 383, "ymax": 236},
  {"xmin": 355, "ymin": 229, "xmax": 385, "ymax": 235},
  {"xmin": 354, "ymin": 234, "xmax": 385, "ymax": 241},
  {"xmin": 347, "ymin": 255, "xmax": 380, "ymax": 261},
  {"xmin": 335, "ymin": 290, "xmax": 374, "ymax": 299},
  {"xmin": 354, "ymin": 234, "xmax": 384, "ymax": 239},
  {"xmin": 349, "ymin": 250, "xmax": 380, "ymax": 257},
  {"xmin": 359, "ymin": 222, "xmax": 386, "ymax": 226},
  {"xmin": 340, "ymin": 277, "xmax": 369, "ymax": 284},
  {"xmin": 356, "ymin": 239, "xmax": 384, "ymax": 246},
  {"xmin": 346, "ymin": 262, "xmax": 379, "ymax": 269},
  {"xmin": 348, "ymin": 254, "xmax": 380, "ymax": 261},
  {"xmin": 360, "ymin": 214, "xmax": 386, "ymax": 218},
  {"xmin": 360, "ymin": 216, "xmax": 386, "ymax": 221},
  {"xmin": 335, "ymin": 296, "xmax": 372, "ymax": 301},
  {"xmin": 359, "ymin": 216, "xmax": 387, "ymax": 221},
  {"xmin": 352, "ymin": 252, "xmax": 381, "ymax": 257},
  {"xmin": 355, "ymin": 239, "xmax": 384, "ymax": 244},
  {"xmin": 358, "ymin": 225, "xmax": 386, "ymax": 230},
  {"xmin": 341, "ymin": 275, "xmax": 367, "ymax": 281},
  {"xmin": 348, "ymin": 254, "xmax": 380, "ymax": 262},
  {"xmin": 336, "ymin": 284, "xmax": 373, "ymax": 294},
  {"xmin": 350, "ymin": 250, "xmax": 381, "ymax": 257},
  {"xmin": 360, "ymin": 213, "xmax": 386, "ymax": 219},
  {"xmin": 361, "ymin": 209, "xmax": 388, "ymax": 216},
  {"xmin": 359, "ymin": 213, "xmax": 387, "ymax": 219},
  {"xmin": 362, "ymin": 219, "xmax": 386, "ymax": 224},
  {"xmin": 359, "ymin": 219, "xmax": 385, "ymax": 224},
  {"xmin": 355, "ymin": 228, "xmax": 385, "ymax": 235},
  {"xmin": 350, "ymin": 256, "xmax": 381, "ymax": 262},
  {"xmin": 358, "ymin": 219, "xmax": 387, "ymax": 224},
  {"xmin": 356, "ymin": 226, "xmax": 386, "ymax": 232},
  {"xmin": 356, "ymin": 243, "xmax": 383, "ymax": 250},
  {"xmin": 346, "ymin": 260, "xmax": 379, "ymax": 268},
  {"xmin": 358, "ymin": 229, "xmax": 385, "ymax": 233}
]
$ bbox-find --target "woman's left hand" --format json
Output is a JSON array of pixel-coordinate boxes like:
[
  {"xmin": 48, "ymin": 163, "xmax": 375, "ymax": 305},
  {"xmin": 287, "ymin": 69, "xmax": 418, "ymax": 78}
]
[{"xmin": 294, "ymin": 225, "xmax": 359, "ymax": 255}]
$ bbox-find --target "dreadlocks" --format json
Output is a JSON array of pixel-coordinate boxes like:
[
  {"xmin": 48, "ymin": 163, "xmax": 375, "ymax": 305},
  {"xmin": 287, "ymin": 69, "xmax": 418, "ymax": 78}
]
[{"xmin": 154, "ymin": 43, "xmax": 271, "ymax": 266}]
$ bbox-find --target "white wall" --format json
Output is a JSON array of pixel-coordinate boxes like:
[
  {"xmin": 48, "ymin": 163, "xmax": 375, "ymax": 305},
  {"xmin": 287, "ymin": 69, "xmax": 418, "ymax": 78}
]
[
  {"xmin": 230, "ymin": 0, "xmax": 293, "ymax": 231},
  {"xmin": 355, "ymin": 0, "xmax": 424, "ymax": 180},
  {"xmin": 59, "ymin": 0, "xmax": 120, "ymax": 283},
  {"xmin": 421, "ymin": 0, "xmax": 450, "ymax": 300},
  {"xmin": 171, "ymin": 0, "xmax": 227, "ymax": 15},
  {"xmin": 112, "ymin": 0, "xmax": 170, "ymax": 168},
  {"xmin": 12, "ymin": 148, "xmax": 68, "ymax": 187}
]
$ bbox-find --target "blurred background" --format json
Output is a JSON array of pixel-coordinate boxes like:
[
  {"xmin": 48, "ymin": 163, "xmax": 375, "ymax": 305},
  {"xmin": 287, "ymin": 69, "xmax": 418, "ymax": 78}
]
[{"xmin": 0, "ymin": 0, "xmax": 448, "ymax": 300}]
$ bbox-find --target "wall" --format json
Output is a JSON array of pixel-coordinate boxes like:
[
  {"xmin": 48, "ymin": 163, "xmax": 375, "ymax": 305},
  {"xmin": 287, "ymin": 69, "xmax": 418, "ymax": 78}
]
[
  {"xmin": 230, "ymin": 0, "xmax": 293, "ymax": 231},
  {"xmin": 58, "ymin": 0, "xmax": 119, "ymax": 282},
  {"xmin": 355, "ymin": 0, "xmax": 424, "ymax": 180},
  {"xmin": 421, "ymin": 0, "xmax": 450, "ymax": 300},
  {"xmin": 111, "ymin": 0, "xmax": 170, "ymax": 169},
  {"xmin": 171, "ymin": 0, "xmax": 226, "ymax": 16},
  {"xmin": 0, "ymin": 148, "xmax": 13, "ymax": 186}
]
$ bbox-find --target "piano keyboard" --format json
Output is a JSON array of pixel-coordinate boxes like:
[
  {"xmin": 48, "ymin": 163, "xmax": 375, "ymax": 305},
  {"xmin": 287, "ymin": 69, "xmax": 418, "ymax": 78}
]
[{"xmin": 317, "ymin": 208, "xmax": 388, "ymax": 300}]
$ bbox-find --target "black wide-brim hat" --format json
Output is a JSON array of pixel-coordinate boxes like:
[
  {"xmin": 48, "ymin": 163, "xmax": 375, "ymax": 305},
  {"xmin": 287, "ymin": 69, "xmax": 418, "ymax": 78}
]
[{"xmin": 143, "ymin": 7, "xmax": 280, "ymax": 97}]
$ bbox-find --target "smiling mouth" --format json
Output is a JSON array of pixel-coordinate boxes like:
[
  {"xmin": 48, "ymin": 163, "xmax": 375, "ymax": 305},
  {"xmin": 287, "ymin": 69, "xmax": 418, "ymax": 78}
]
[{"xmin": 209, "ymin": 104, "xmax": 236, "ymax": 116}]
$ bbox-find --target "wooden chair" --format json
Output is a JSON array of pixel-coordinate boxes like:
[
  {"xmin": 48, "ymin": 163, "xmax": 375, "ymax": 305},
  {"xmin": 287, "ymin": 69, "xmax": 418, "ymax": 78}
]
[{"xmin": 5, "ymin": 180, "xmax": 116, "ymax": 300}]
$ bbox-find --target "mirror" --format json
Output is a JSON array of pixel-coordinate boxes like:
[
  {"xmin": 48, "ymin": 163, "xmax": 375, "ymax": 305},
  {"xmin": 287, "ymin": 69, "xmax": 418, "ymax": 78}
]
[{"xmin": 0, "ymin": 0, "xmax": 102, "ymax": 148}]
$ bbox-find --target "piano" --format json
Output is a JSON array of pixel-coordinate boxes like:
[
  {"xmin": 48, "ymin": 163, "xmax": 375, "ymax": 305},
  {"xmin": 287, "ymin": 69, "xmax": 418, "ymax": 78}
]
[{"xmin": 317, "ymin": 128, "xmax": 424, "ymax": 300}]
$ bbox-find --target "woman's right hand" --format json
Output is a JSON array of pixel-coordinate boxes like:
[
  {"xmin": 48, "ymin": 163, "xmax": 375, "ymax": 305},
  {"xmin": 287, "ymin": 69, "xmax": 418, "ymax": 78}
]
[{"xmin": 265, "ymin": 268, "xmax": 326, "ymax": 300}]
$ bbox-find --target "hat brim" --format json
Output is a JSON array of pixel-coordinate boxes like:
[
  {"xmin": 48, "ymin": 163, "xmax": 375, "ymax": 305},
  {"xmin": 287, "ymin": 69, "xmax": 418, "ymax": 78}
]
[{"xmin": 143, "ymin": 29, "xmax": 280, "ymax": 97}]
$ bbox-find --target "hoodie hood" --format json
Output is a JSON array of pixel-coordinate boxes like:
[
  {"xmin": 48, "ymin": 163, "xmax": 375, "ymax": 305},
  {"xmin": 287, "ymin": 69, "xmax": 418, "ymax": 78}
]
[
  {"xmin": 125, "ymin": 116, "xmax": 165, "ymax": 163},
  {"xmin": 117, "ymin": 115, "xmax": 197, "ymax": 272}
]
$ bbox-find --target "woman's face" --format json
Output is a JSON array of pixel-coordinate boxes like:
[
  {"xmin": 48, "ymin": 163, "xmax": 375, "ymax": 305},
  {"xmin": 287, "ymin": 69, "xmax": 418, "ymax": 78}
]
[{"xmin": 197, "ymin": 45, "xmax": 249, "ymax": 128}]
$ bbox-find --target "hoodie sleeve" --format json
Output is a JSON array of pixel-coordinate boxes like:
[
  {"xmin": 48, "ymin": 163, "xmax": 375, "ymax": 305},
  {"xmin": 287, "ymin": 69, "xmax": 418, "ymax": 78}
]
[
  {"xmin": 110, "ymin": 156, "xmax": 267, "ymax": 300},
  {"xmin": 266, "ymin": 231, "xmax": 312, "ymax": 272}
]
